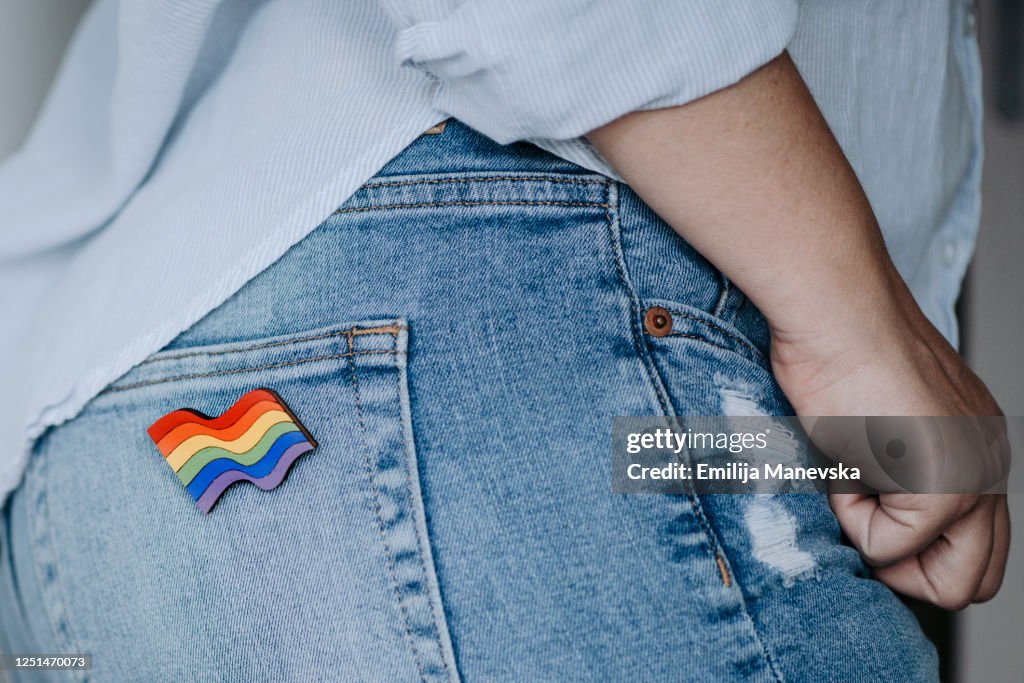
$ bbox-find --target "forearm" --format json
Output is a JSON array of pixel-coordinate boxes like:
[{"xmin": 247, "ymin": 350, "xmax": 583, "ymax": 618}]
[
  {"xmin": 584, "ymin": 39, "xmax": 1008, "ymax": 615},
  {"xmin": 584, "ymin": 52, "xmax": 923, "ymax": 347}
]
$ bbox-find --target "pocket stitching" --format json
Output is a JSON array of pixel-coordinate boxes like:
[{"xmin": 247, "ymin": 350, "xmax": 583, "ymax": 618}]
[
  {"xmin": 362, "ymin": 174, "xmax": 607, "ymax": 188},
  {"xmin": 660, "ymin": 306, "xmax": 767, "ymax": 365},
  {"xmin": 27, "ymin": 440, "xmax": 89, "ymax": 683},
  {"xmin": 390, "ymin": 338, "xmax": 457, "ymax": 682},
  {"xmin": 140, "ymin": 323, "xmax": 404, "ymax": 366},
  {"xmin": 348, "ymin": 331, "xmax": 431, "ymax": 682},
  {"xmin": 665, "ymin": 309, "xmax": 760, "ymax": 355},
  {"xmin": 102, "ymin": 349, "xmax": 401, "ymax": 394},
  {"xmin": 334, "ymin": 199, "xmax": 608, "ymax": 214}
]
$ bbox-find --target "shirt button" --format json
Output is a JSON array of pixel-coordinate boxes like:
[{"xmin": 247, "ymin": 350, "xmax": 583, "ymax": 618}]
[
  {"xmin": 644, "ymin": 306, "xmax": 673, "ymax": 337},
  {"xmin": 964, "ymin": 4, "xmax": 976, "ymax": 34},
  {"xmin": 943, "ymin": 241, "xmax": 958, "ymax": 266}
]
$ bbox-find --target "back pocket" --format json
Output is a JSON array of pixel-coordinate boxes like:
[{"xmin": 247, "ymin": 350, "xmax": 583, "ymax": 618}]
[{"xmin": 17, "ymin": 319, "xmax": 459, "ymax": 682}]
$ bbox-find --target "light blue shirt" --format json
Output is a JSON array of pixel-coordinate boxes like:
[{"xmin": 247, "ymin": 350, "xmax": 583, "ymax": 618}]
[{"xmin": 0, "ymin": 0, "xmax": 982, "ymax": 500}]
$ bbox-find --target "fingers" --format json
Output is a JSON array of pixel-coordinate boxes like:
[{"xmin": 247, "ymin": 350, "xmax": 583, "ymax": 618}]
[
  {"xmin": 871, "ymin": 497, "xmax": 994, "ymax": 610},
  {"xmin": 829, "ymin": 492, "xmax": 972, "ymax": 567},
  {"xmin": 831, "ymin": 492, "xmax": 1009, "ymax": 610},
  {"xmin": 975, "ymin": 495, "xmax": 1011, "ymax": 602}
]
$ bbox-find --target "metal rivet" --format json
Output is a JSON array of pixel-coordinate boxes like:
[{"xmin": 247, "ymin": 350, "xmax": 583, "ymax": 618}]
[{"xmin": 644, "ymin": 306, "xmax": 673, "ymax": 337}]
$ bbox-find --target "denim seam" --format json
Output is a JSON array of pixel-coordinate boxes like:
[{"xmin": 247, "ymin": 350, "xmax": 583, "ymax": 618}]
[
  {"xmin": 711, "ymin": 275, "xmax": 733, "ymax": 319},
  {"xmin": 28, "ymin": 443, "xmax": 88, "ymax": 683},
  {"xmin": 610, "ymin": 184, "xmax": 786, "ymax": 683},
  {"xmin": 2, "ymin": 506, "xmax": 29, "ymax": 630},
  {"xmin": 713, "ymin": 275, "xmax": 750, "ymax": 326},
  {"xmin": 603, "ymin": 184, "xmax": 670, "ymax": 415},
  {"xmin": 663, "ymin": 332, "xmax": 746, "ymax": 356},
  {"xmin": 102, "ymin": 350, "xmax": 401, "ymax": 393},
  {"xmin": 711, "ymin": 541, "xmax": 787, "ymax": 683},
  {"xmin": 347, "ymin": 334, "xmax": 429, "ymax": 683},
  {"xmin": 604, "ymin": 182, "xmax": 728, "ymax": 552},
  {"xmin": 392, "ymin": 335, "xmax": 456, "ymax": 682},
  {"xmin": 334, "ymin": 200, "xmax": 608, "ymax": 214},
  {"xmin": 660, "ymin": 308, "xmax": 766, "ymax": 365},
  {"xmin": 139, "ymin": 325, "xmax": 403, "ymax": 365},
  {"xmin": 733, "ymin": 296, "xmax": 750, "ymax": 330},
  {"xmin": 364, "ymin": 175, "xmax": 607, "ymax": 188}
]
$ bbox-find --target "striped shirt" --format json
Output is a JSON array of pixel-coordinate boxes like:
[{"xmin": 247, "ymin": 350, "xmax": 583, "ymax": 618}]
[{"xmin": 0, "ymin": 0, "xmax": 982, "ymax": 500}]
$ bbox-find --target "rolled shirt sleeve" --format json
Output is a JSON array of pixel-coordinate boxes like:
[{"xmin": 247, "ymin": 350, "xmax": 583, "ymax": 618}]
[{"xmin": 390, "ymin": 0, "xmax": 799, "ymax": 144}]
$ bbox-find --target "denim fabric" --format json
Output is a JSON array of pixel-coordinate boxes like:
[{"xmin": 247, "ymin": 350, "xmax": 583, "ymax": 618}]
[{"xmin": 0, "ymin": 120, "xmax": 937, "ymax": 682}]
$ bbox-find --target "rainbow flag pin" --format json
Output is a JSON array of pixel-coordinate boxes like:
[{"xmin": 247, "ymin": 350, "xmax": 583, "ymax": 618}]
[{"xmin": 147, "ymin": 388, "xmax": 317, "ymax": 514}]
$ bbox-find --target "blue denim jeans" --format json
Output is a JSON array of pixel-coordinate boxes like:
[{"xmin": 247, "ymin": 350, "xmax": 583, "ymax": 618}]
[{"xmin": 0, "ymin": 119, "xmax": 937, "ymax": 682}]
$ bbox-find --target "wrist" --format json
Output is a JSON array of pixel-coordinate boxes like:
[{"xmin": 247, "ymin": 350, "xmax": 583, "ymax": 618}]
[
  {"xmin": 763, "ymin": 254, "xmax": 918, "ymax": 346},
  {"xmin": 765, "ymin": 260, "xmax": 942, "ymax": 401}
]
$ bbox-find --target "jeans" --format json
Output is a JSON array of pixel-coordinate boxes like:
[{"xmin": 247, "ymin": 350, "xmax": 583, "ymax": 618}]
[{"xmin": 0, "ymin": 119, "xmax": 937, "ymax": 682}]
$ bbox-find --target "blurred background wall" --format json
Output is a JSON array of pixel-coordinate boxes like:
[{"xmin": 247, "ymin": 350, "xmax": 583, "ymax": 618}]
[
  {"xmin": 959, "ymin": 0, "xmax": 1024, "ymax": 679},
  {"xmin": 0, "ymin": 0, "xmax": 90, "ymax": 157},
  {"xmin": 0, "ymin": 1, "xmax": 1019, "ymax": 680}
]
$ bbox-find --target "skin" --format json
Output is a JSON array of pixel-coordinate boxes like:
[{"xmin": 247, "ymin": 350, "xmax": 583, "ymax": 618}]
[{"xmin": 584, "ymin": 52, "xmax": 1009, "ymax": 610}]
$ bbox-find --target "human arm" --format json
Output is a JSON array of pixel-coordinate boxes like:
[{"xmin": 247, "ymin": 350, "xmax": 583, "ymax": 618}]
[{"xmin": 584, "ymin": 52, "xmax": 1009, "ymax": 609}]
